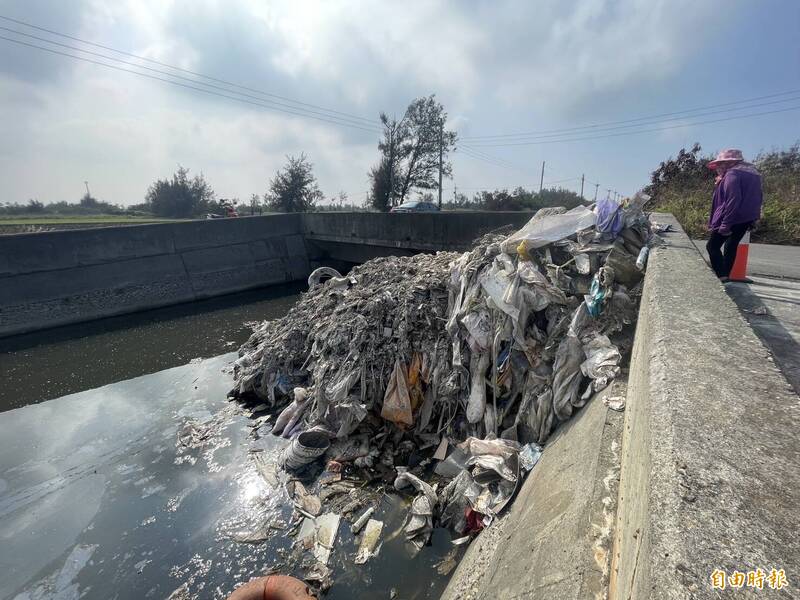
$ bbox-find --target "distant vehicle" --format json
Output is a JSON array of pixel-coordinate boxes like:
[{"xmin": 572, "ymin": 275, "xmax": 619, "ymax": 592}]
[
  {"xmin": 205, "ymin": 203, "xmax": 239, "ymax": 219},
  {"xmin": 390, "ymin": 200, "xmax": 440, "ymax": 213}
]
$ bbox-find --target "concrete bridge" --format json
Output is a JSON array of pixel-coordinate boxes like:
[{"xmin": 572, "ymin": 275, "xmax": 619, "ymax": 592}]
[{"xmin": 0, "ymin": 211, "xmax": 797, "ymax": 599}]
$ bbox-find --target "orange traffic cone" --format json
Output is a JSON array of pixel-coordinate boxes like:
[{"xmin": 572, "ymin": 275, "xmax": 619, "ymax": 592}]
[{"xmin": 729, "ymin": 230, "xmax": 753, "ymax": 283}]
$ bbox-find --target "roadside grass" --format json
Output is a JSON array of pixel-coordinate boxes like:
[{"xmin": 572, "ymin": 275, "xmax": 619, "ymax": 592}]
[{"xmin": 653, "ymin": 172, "xmax": 800, "ymax": 245}]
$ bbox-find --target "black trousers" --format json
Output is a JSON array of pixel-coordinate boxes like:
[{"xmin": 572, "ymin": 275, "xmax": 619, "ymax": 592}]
[{"xmin": 706, "ymin": 221, "xmax": 753, "ymax": 278}]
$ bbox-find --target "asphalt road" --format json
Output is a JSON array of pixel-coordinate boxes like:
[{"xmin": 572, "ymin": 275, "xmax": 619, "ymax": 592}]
[
  {"xmin": 692, "ymin": 240, "xmax": 800, "ymax": 394},
  {"xmin": 694, "ymin": 240, "xmax": 800, "ymax": 280},
  {"xmin": 725, "ymin": 276, "xmax": 800, "ymax": 395}
]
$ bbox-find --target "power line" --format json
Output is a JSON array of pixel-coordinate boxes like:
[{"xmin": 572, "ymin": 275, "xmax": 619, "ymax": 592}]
[
  {"xmin": 454, "ymin": 147, "xmax": 590, "ymax": 188},
  {"xmin": 462, "ymin": 94, "xmax": 800, "ymax": 142},
  {"xmin": 0, "ymin": 34, "xmax": 382, "ymax": 134},
  {"xmin": 455, "ymin": 146, "xmax": 520, "ymax": 170},
  {"xmin": 463, "ymin": 94, "xmax": 800, "ymax": 143},
  {"xmin": 0, "ymin": 25, "xmax": 380, "ymax": 130},
  {"xmin": 458, "ymin": 144, "xmax": 525, "ymax": 171},
  {"xmin": 461, "ymin": 88, "xmax": 800, "ymax": 140},
  {"xmin": 464, "ymin": 104, "xmax": 800, "ymax": 147},
  {"xmin": 0, "ymin": 13, "xmax": 378, "ymax": 126},
  {"xmin": 443, "ymin": 177, "xmax": 579, "ymax": 192}
]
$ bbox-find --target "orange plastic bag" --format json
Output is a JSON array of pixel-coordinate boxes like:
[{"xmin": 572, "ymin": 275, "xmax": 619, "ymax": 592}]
[{"xmin": 381, "ymin": 358, "xmax": 413, "ymax": 426}]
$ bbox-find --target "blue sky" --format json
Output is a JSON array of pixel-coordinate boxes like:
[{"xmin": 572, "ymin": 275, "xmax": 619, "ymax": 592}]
[{"xmin": 0, "ymin": 0, "xmax": 798, "ymax": 206}]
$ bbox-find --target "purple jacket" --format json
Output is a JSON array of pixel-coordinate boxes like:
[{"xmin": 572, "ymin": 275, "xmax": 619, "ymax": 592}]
[{"xmin": 709, "ymin": 163, "xmax": 763, "ymax": 231}]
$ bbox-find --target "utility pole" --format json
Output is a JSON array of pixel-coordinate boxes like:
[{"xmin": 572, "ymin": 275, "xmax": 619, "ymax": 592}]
[
  {"xmin": 580, "ymin": 174, "xmax": 585, "ymax": 200},
  {"xmin": 453, "ymin": 184, "xmax": 457, "ymax": 205},
  {"xmin": 539, "ymin": 161, "xmax": 545, "ymax": 193},
  {"xmin": 594, "ymin": 183, "xmax": 599, "ymax": 202},
  {"xmin": 438, "ymin": 118, "xmax": 444, "ymax": 209}
]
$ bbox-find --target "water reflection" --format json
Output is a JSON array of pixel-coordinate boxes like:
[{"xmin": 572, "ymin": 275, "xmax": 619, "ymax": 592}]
[
  {"xmin": 0, "ymin": 354, "xmax": 459, "ymax": 600},
  {"xmin": 0, "ymin": 284, "xmax": 304, "ymax": 411}
]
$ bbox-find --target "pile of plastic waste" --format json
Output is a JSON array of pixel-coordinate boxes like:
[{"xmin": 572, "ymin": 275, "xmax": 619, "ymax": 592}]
[{"xmin": 231, "ymin": 195, "xmax": 657, "ymax": 574}]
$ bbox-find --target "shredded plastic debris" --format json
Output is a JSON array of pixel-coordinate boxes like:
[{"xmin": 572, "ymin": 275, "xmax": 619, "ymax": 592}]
[
  {"xmin": 354, "ymin": 518, "xmax": 384, "ymax": 564},
  {"xmin": 230, "ymin": 197, "xmax": 656, "ymax": 585}
]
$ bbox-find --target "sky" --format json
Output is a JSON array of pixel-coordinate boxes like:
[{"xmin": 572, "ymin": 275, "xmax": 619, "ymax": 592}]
[{"xmin": 0, "ymin": 0, "xmax": 798, "ymax": 207}]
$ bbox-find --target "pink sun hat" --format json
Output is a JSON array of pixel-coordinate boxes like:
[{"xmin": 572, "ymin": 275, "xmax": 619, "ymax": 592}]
[{"xmin": 707, "ymin": 148, "xmax": 744, "ymax": 169}]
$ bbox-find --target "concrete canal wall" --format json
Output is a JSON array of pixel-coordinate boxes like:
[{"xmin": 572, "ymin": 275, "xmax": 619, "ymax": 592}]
[
  {"xmin": 0, "ymin": 215, "xmax": 308, "ymax": 337},
  {"xmin": 442, "ymin": 214, "xmax": 800, "ymax": 599},
  {"xmin": 0, "ymin": 211, "xmax": 535, "ymax": 337},
  {"xmin": 303, "ymin": 211, "xmax": 534, "ymax": 263},
  {"xmin": 609, "ymin": 215, "xmax": 798, "ymax": 599}
]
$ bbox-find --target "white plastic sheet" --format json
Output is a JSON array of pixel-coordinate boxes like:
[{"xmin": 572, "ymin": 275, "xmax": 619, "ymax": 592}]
[
  {"xmin": 502, "ymin": 205, "xmax": 597, "ymax": 253},
  {"xmin": 581, "ymin": 334, "xmax": 621, "ymax": 390}
]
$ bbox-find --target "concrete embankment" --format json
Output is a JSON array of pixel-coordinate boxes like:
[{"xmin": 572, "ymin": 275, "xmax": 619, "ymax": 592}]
[
  {"xmin": 0, "ymin": 211, "xmax": 535, "ymax": 338},
  {"xmin": 611, "ymin": 214, "xmax": 798, "ymax": 599},
  {"xmin": 443, "ymin": 214, "xmax": 799, "ymax": 599},
  {"xmin": 303, "ymin": 211, "xmax": 534, "ymax": 263},
  {"xmin": 441, "ymin": 384, "xmax": 624, "ymax": 600},
  {"xmin": 0, "ymin": 215, "xmax": 308, "ymax": 337}
]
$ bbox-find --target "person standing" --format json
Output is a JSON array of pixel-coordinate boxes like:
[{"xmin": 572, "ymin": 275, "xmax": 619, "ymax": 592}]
[{"xmin": 705, "ymin": 149, "xmax": 763, "ymax": 281}]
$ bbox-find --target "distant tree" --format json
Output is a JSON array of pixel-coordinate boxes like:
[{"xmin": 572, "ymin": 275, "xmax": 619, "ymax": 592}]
[
  {"xmin": 396, "ymin": 96, "xmax": 457, "ymax": 203},
  {"xmin": 533, "ymin": 187, "xmax": 584, "ymax": 210},
  {"xmin": 249, "ymin": 193, "xmax": 261, "ymax": 215},
  {"xmin": 77, "ymin": 192, "xmax": 124, "ymax": 214},
  {"xmin": 453, "ymin": 192, "xmax": 470, "ymax": 207},
  {"xmin": 474, "ymin": 186, "xmax": 584, "ymax": 211},
  {"xmin": 755, "ymin": 142, "xmax": 800, "ymax": 176},
  {"xmin": 369, "ymin": 95, "xmax": 458, "ymax": 207},
  {"xmin": 79, "ymin": 192, "xmax": 100, "ymax": 208},
  {"xmin": 126, "ymin": 202, "xmax": 152, "ymax": 215},
  {"xmin": 646, "ymin": 143, "xmax": 713, "ymax": 198},
  {"xmin": 264, "ymin": 154, "xmax": 322, "ymax": 213},
  {"xmin": 368, "ymin": 155, "xmax": 398, "ymax": 212},
  {"xmin": 145, "ymin": 166, "xmax": 215, "ymax": 217},
  {"xmin": 478, "ymin": 189, "xmax": 520, "ymax": 211},
  {"xmin": 26, "ymin": 198, "xmax": 45, "ymax": 213}
]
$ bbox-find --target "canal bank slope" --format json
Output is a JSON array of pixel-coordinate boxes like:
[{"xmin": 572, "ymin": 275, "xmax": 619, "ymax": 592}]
[{"xmin": 442, "ymin": 214, "xmax": 799, "ymax": 599}]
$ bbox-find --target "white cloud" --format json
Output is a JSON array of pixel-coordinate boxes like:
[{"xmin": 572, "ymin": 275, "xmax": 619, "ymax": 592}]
[
  {"xmin": 0, "ymin": 0, "xmax": 755, "ymax": 204},
  {"xmin": 464, "ymin": 0, "xmax": 722, "ymax": 113}
]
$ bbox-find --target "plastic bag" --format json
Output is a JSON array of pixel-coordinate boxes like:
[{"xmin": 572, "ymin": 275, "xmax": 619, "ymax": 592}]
[
  {"xmin": 595, "ymin": 197, "xmax": 624, "ymax": 237},
  {"xmin": 502, "ymin": 206, "xmax": 597, "ymax": 254},
  {"xmin": 381, "ymin": 359, "xmax": 413, "ymax": 426},
  {"xmin": 581, "ymin": 334, "xmax": 621, "ymax": 390},
  {"xmin": 584, "ymin": 266, "xmax": 614, "ymax": 317}
]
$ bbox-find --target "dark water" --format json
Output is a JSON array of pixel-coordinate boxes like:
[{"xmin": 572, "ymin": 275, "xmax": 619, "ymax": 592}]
[
  {"xmin": 0, "ymin": 287, "xmax": 460, "ymax": 600},
  {"xmin": 0, "ymin": 285, "xmax": 305, "ymax": 411}
]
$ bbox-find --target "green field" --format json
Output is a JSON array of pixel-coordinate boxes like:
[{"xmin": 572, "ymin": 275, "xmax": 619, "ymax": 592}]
[{"xmin": 0, "ymin": 215, "xmax": 186, "ymax": 225}]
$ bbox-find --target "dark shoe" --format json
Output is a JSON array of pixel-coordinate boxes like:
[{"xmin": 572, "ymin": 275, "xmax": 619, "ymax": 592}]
[{"xmin": 719, "ymin": 276, "xmax": 730, "ymax": 283}]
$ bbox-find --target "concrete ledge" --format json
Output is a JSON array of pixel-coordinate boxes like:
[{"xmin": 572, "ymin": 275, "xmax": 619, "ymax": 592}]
[
  {"xmin": 442, "ymin": 388, "xmax": 623, "ymax": 600},
  {"xmin": 610, "ymin": 215, "xmax": 800, "ymax": 599}
]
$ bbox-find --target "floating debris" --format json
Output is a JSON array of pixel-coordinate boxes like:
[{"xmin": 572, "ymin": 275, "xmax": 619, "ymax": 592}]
[
  {"xmin": 288, "ymin": 480, "xmax": 322, "ymax": 516},
  {"xmin": 297, "ymin": 512, "xmax": 341, "ymax": 566},
  {"xmin": 351, "ymin": 506, "xmax": 376, "ymax": 534},
  {"xmin": 354, "ymin": 518, "xmax": 384, "ymax": 564}
]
